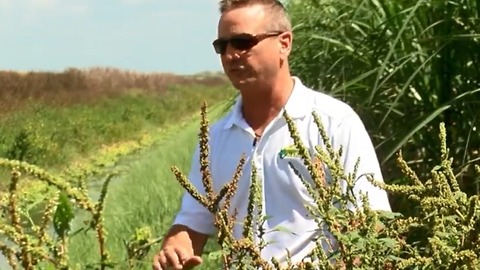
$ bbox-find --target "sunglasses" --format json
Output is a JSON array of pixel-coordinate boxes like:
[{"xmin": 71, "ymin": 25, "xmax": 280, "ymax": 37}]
[{"xmin": 212, "ymin": 31, "xmax": 284, "ymax": 55}]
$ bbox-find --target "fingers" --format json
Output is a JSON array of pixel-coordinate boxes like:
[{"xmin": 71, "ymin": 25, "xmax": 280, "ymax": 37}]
[
  {"xmin": 175, "ymin": 247, "xmax": 190, "ymax": 264},
  {"xmin": 153, "ymin": 247, "xmax": 201, "ymax": 270},
  {"xmin": 152, "ymin": 249, "xmax": 178, "ymax": 270},
  {"xmin": 152, "ymin": 251, "xmax": 169, "ymax": 270},
  {"xmin": 152, "ymin": 252, "xmax": 162, "ymax": 270},
  {"xmin": 165, "ymin": 247, "xmax": 186, "ymax": 269},
  {"xmin": 183, "ymin": 256, "xmax": 203, "ymax": 270}
]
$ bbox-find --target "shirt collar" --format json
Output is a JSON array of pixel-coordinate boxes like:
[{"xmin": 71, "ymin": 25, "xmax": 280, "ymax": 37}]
[{"xmin": 223, "ymin": 76, "xmax": 310, "ymax": 130}]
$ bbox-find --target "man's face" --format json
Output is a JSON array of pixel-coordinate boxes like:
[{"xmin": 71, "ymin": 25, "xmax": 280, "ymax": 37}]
[{"xmin": 215, "ymin": 4, "xmax": 286, "ymax": 90}]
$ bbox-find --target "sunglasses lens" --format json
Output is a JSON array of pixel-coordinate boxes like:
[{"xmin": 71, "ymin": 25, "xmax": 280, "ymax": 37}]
[
  {"xmin": 230, "ymin": 36, "xmax": 257, "ymax": 51},
  {"xmin": 212, "ymin": 34, "xmax": 258, "ymax": 54},
  {"xmin": 213, "ymin": 39, "xmax": 227, "ymax": 54}
]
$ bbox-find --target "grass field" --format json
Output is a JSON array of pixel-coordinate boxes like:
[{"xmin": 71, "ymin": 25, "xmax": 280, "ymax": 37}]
[
  {"xmin": 0, "ymin": 100, "xmax": 230, "ymax": 269},
  {"xmin": 0, "ymin": 68, "xmax": 234, "ymax": 269},
  {"xmin": 60, "ymin": 102, "xmax": 229, "ymax": 269}
]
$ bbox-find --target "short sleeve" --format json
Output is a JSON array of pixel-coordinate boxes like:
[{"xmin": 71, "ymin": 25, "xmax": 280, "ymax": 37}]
[
  {"xmin": 331, "ymin": 112, "xmax": 392, "ymax": 212},
  {"xmin": 172, "ymin": 143, "xmax": 216, "ymax": 235}
]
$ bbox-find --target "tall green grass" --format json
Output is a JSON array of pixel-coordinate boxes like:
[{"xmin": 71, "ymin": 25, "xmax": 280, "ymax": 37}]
[{"xmin": 286, "ymin": 0, "xmax": 480, "ymax": 213}]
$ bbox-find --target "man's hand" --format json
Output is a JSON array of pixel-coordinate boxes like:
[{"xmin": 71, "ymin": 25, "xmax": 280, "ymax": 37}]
[
  {"xmin": 152, "ymin": 224, "xmax": 209, "ymax": 270},
  {"xmin": 152, "ymin": 246, "xmax": 202, "ymax": 270}
]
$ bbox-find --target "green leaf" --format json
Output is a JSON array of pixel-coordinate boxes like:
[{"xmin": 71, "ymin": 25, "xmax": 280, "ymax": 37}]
[
  {"xmin": 53, "ymin": 192, "xmax": 75, "ymax": 238},
  {"xmin": 345, "ymin": 231, "xmax": 362, "ymax": 242},
  {"xmin": 272, "ymin": 226, "xmax": 297, "ymax": 236},
  {"xmin": 207, "ymin": 250, "xmax": 224, "ymax": 261},
  {"xmin": 377, "ymin": 210, "xmax": 403, "ymax": 220},
  {"xmin": 378, "ymin": 237, "xmax": 398, "ymax": 249}
]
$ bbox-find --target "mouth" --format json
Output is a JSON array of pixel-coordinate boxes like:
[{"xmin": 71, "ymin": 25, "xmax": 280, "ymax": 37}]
[{"xmin": 229, "ymin": 66, "xmax": 245, "ymax": 73}]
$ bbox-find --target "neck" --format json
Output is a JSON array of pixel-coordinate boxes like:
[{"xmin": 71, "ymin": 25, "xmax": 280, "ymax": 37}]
[{"xmin": 240, "ymin": 73, "xmax": 294, "ymax": 133}]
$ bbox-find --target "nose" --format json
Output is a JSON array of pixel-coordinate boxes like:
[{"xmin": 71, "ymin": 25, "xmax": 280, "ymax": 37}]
[{"xmin": 222, "ymin": 43, "xmax": 240, "ymax": 61}]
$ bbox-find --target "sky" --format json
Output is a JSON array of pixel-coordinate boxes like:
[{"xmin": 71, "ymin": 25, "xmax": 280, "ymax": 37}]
[{"xmin": 0, "ymin": 0, "xmax": 224, "ymax": 74}]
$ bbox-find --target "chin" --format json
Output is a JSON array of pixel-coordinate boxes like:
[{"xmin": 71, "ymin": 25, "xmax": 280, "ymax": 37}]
[
  {"xmin": 230, "ymin": 78, "xmax": 254, "ymax": 90},
  {"xmin": 229, "ymin": 80, "xmax": 246, "ymax": 90},
  {"xmin": 229, "ymin": 74, "xmax": 255, "ymax": 84}
]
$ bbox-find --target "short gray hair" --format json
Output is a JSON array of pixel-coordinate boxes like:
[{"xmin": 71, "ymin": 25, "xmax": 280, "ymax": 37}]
[{"xmin": 218, "ymin": 0, "xmax": 292, "ymax": 32}]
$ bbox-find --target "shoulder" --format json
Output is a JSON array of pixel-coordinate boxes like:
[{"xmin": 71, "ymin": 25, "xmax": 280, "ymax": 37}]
[
  {"xmin": 308, "ymin": 89, "xmax": 356, "ymax": 120},
  {"xmin": 296, "ymin": 80, "xmax": 376, "ymax": 159},
  {"xmin": 296, "ymin": 79, "xmax": 361, "ymax": 128}
]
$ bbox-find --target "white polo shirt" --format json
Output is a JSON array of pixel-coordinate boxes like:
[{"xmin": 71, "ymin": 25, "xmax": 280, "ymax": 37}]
[{"xmin": 173, "ymin": 76, "xmax": 391, "ymax": 265}]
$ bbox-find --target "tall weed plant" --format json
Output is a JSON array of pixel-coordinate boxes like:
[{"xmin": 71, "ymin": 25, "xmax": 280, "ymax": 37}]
[{"xmin": 171, "ymin": 103, "xmax": 480, "ymax": 269}]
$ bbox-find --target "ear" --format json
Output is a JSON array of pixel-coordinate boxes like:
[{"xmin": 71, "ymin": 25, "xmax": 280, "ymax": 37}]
[{"xmin": 278, "ymin": 31, "xmax": 293, "ymax": 57}]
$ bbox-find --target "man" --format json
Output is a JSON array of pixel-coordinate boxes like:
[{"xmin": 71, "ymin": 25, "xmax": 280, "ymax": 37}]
[{"xmin": 152, "ymin": 0, "xmax": 391, "ymax": 269}]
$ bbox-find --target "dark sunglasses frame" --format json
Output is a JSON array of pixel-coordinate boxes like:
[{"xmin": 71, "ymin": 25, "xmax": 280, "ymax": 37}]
[{"xmin": 212, "ymin": 31, "xmax": 284, "ymax": 55}]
